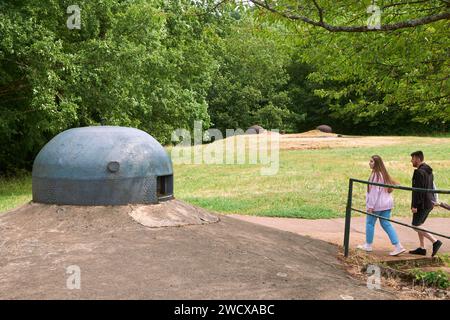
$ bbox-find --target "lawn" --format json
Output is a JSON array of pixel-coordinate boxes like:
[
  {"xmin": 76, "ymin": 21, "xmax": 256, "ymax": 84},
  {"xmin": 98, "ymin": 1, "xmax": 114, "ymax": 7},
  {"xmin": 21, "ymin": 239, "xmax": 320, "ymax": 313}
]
[
  {"xmin": 1, "ymin": 136, "xmax": 449, "ymax": 219},
  {"xmin": 0, "ymin": 175, "xmax": 32, "ymax": 213},
  {"xmin": 174, "ymin": 138, "xmax": 450, "ymax": 219}
]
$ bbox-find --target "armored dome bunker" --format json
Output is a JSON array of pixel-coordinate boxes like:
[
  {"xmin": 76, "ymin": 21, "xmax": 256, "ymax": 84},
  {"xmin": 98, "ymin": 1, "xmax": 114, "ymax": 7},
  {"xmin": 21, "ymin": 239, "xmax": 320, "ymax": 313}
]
[{"xmin": 32, "ymin": 126, "xmax": 173, "ymax": 205}]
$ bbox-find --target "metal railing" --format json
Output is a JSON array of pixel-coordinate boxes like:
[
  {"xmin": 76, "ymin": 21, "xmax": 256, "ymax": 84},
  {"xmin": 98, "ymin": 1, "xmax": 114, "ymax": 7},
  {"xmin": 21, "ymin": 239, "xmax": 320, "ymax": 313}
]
[{"xmin": 343, "ymin": 178, "xmax": 450, "ymax": 257}]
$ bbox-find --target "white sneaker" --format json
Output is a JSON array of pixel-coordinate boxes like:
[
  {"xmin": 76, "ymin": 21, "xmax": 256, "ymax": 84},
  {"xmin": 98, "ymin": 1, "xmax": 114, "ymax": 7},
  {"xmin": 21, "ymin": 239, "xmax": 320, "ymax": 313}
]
[
  {"xmin": 389, "ymin": 247, "xmax": 406, "ymax": 256},
  {"xmin": 357, "ymin": 244, "xmax": 373, "ymax": 252}
]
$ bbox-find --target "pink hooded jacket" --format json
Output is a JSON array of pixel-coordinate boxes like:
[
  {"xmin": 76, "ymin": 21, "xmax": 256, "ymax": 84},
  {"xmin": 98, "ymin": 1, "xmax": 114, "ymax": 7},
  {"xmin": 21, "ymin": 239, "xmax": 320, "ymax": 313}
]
[{"xmin": 366, "ymin": 173, "xmax": 394, "ymax": 212}]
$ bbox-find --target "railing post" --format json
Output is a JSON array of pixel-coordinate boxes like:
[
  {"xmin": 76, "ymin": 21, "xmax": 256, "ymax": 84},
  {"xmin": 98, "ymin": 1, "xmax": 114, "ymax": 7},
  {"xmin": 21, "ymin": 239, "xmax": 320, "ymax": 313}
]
[{"xmin": 343, "ymin": 179, "xmax": 353, "ymax": 257}]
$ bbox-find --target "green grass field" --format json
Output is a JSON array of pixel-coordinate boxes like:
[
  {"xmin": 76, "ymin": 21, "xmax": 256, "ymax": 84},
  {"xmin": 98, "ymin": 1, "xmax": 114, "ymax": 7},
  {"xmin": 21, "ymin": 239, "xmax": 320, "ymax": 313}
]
[
  {"xmin": 1, "ymin": 137, "xmax": 449, "ymax": 219},
  {"xmin": 0, "ymin": 175, "xmax": 32, "ymax": 213},
  {"xmin": 174, "ymin": 140, "xmax": 450, "ymax": 219}
]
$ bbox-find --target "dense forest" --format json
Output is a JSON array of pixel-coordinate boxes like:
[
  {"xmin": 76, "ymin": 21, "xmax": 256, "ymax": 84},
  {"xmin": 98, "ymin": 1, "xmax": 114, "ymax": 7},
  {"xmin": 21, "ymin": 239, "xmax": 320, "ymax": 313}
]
[{"xmin": 1, "ymin": 0, "xmax": 449, "ymax": 173}]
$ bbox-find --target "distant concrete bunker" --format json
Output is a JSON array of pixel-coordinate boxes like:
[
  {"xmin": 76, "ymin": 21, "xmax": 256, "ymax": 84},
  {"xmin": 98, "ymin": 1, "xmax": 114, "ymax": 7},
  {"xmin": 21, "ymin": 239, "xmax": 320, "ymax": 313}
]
[{"xmin": 32, "ymin": 126, "xmax": 174, "ymax": 205}]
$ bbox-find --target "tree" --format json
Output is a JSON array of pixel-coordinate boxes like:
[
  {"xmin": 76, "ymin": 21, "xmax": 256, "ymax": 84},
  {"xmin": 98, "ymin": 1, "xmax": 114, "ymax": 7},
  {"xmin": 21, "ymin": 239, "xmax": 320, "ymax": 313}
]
[
  {"xmin": 249, "ymin": 0, "xmax": 450, "ymax": 32},
  {"xmin": 0, "ymin": 0, "xmax": 216, "ymax": 173},
  {"xmin": 248, "ymin": 1, "xmax": 450, "ymax": 132},
  {"xmin": 206, "ymin": 9, "xmax": 302, "ymax": 132}
]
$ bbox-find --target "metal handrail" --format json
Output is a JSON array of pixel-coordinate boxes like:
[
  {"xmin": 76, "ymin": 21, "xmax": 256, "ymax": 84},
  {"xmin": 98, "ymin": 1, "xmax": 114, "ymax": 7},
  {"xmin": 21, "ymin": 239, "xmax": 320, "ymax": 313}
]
[
  {"xmin": 343, "ymin": 178, "xmax": 449, "ymax": 257},
  {"xmin": 351, "ymin": 208, "xmax": 449, "ymax": 239},
  {"xmin": 349, "ymin": 178, "xmax": 450, "ymax": 194}
]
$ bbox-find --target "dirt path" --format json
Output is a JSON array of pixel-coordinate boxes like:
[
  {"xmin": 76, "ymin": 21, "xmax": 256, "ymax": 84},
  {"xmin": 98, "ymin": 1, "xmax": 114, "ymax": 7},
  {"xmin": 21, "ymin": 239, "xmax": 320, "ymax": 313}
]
[
  {"xmin": 229, "ymin": 215, "xmax": 450, "ymax": 258},
  {"xmin": 0, "ymin": 204, "xmax": 395, "ymax": 299}
]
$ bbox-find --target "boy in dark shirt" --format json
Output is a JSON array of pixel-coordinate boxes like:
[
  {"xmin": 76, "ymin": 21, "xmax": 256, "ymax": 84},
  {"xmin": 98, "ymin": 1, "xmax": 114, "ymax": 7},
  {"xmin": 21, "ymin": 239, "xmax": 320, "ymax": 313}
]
[{"xmin": 409, "ymin": 151, "xmax": 442, "ymax": 257}]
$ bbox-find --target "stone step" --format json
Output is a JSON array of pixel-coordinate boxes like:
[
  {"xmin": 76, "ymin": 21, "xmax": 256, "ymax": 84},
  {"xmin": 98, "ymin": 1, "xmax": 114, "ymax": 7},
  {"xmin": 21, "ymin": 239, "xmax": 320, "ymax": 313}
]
[
  {"xmin": 360, "ymin": 249, "xmax": 445, "ymax": 268},
  {"xmin": 381, "ymin": 256, "xmax": 444, "ymax": 269}
]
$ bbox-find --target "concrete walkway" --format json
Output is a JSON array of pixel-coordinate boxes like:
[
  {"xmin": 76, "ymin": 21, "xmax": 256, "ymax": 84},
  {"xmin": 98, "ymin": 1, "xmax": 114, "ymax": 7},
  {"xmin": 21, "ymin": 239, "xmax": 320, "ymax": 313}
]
[{"xmin": 229, "ymin": 215, "xmax": 450, "ymax": 258}]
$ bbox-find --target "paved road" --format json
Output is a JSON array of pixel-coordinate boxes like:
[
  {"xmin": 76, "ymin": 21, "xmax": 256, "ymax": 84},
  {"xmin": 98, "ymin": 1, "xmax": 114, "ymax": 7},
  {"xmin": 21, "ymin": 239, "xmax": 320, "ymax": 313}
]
[{"xmin": 0, "ymin": 204, "xmax": 394, "ymax": 299}]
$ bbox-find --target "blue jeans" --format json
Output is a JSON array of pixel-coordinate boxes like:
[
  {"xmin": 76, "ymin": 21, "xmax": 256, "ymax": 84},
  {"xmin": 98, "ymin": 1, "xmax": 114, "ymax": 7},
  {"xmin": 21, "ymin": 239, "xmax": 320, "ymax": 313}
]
[{"xmin": 366, "ymin": 209, "xmax": 399, "ymax": 245}]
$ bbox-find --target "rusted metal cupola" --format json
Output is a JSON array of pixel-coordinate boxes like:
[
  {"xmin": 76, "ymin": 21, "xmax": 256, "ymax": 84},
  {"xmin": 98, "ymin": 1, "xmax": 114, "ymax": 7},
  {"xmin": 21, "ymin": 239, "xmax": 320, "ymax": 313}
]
[{"xmin": 32, "ymin": 126, "xmax": 173, "ymax": 205}]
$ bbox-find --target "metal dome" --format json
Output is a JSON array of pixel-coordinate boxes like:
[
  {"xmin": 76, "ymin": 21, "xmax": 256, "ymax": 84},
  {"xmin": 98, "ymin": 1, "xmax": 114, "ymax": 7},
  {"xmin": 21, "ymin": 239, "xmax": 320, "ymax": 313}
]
[{"xmin": 32, "ymin": 126, "xmax": 173, "ymax": 205}]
